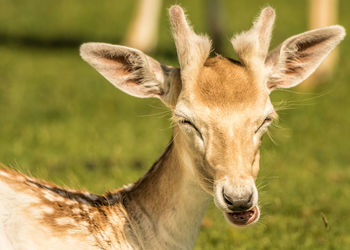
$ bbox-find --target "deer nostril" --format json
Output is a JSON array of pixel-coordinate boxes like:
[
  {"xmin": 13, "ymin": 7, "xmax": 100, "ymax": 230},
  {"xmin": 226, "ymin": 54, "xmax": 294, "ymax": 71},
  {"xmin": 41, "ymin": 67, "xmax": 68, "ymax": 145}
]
[
  {"xmin": 247, "ymin": 192, "xmax": 253, "ymax": 203},
  {"xmin": 223, "ymin": 191, "xmax": 233, "ymax": 206},
  {"xmin": 222, "ymin": 189, "xmax": 254, "ymax": 211}
]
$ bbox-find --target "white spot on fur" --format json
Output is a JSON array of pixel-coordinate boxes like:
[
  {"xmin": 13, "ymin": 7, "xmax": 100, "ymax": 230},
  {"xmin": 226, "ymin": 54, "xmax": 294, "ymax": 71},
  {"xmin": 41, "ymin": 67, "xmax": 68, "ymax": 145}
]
[
  {"xmin": 80, "ymin": 204, "xmax": 89, "ymax": 210},
  {"xmin": 41, "ymin": 205, "xmax": 54, "ymax": 214},
  {"xmin": 78, "ymin": 221, "xmax": 89, "ymax": 227},
  {"xmin": 55, "ymin": 195, "xmax": 65, "ymax": 202},
  {"xmin": 0, "ymin": 171, "xmax": 10, "ymax": 178},
  {"xmin": 43, "ymin": 192, "xmax": 58, "ymax": 202},
  {"xmin": 72, "ymin": 208, "xmax": 81, "ymax": 214},
  {"xmin": 56, "ymin": 217, "xmax": 76, "ymax": 225},
  {"xmin": 65, "ymin": 200, "xmax": 77, "ymax": 206},
  {"xmin": 66, "ymin": 226, "xmax": 89, "ymax": 235},
  {"xmin": 30, "ymin": 208, "xmax": 45, "ymax": 218}
]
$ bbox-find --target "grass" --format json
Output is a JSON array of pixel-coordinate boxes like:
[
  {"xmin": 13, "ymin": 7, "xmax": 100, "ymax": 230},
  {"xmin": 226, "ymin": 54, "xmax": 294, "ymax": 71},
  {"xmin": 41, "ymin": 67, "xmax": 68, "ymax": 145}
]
[{"xmin": 0, "ymin": 0, "xmax": 350, "ymax": 249}]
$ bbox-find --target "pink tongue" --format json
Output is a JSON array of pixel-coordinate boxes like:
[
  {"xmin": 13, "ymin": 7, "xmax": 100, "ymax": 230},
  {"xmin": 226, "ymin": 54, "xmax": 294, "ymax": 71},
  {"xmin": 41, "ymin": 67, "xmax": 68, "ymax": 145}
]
[{"xmin": 230, "ymin": 210, "xmax": 254, "ymax": 225}]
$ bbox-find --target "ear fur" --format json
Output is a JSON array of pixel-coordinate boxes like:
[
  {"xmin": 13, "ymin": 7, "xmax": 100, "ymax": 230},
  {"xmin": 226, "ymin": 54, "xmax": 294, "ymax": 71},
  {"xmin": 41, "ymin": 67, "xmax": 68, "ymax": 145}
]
[
  {"xmin": 80, "ymin": 42, "xmax": 178, "ymax": 102},
  {"xmin": 266, "ymin": 25, "xmax": 346, "ymax": 89},
  {"xmin": 231, "ymin": 7, "xmax": 275, "ymax": 68}
]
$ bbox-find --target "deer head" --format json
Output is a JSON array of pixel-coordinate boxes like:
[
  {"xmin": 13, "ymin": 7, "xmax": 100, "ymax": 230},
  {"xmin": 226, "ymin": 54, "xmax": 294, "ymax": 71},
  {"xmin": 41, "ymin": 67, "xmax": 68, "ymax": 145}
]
[{"xmin": 80, "ymin": 5, "xmax": 345, "ymax": 227}]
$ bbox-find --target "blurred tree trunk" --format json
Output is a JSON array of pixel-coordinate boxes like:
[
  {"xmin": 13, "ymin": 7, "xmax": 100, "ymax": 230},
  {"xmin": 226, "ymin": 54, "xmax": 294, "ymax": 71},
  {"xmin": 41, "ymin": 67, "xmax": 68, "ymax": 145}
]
[
  {"xmin": 206, "ymin": 0, "xmax": 225, "ymax": 54},
  {"xmin": 124, "ymin": 0, "xmax": 162, "ymax": 52},
  {"xmin": 301, "ymin": 0, "xmax": 339, "ymax": 90}
]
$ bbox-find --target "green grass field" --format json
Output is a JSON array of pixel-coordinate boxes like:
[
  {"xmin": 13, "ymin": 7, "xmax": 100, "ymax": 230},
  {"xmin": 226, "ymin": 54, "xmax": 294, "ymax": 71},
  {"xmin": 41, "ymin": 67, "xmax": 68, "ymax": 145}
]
[{"xmin": 0, "ymin": 0, "xmax": 349, "ymax": 249}]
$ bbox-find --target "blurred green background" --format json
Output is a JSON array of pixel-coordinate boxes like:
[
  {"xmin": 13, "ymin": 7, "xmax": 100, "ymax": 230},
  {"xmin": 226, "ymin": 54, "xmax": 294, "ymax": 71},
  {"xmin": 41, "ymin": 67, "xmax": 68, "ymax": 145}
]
[{"xmin": 0, "ymin": 0, "xmax": 349, "ymax": 249}]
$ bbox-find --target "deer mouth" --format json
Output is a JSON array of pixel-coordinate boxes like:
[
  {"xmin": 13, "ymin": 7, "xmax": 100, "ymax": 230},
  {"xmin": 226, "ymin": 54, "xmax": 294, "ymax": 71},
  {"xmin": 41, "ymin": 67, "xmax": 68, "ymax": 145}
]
[{"xmin": 224, "ymin": 206, "xmax": 259, "ymax": 226}]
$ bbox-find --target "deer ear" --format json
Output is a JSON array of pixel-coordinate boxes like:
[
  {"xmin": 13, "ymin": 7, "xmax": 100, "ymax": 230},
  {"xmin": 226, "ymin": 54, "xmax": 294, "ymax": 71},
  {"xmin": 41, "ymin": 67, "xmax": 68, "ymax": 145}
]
[
  {"xmin": 80, "ymin": 43, "xmax": 176, "ymax": 100},
  {"xmin": 265, "ymin": 25, "xmax": 345, "ymax": 90}
]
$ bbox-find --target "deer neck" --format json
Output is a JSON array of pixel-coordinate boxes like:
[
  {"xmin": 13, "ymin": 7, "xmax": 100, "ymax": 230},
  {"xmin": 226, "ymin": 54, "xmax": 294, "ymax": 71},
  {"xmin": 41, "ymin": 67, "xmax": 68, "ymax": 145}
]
[{"xmin": 123, "ymin": 134, "xmax": 210, "ymax": 249}]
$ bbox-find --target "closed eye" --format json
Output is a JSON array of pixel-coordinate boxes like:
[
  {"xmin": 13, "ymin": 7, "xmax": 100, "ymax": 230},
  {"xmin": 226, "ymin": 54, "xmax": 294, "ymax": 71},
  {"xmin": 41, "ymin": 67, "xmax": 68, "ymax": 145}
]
[
  {"xmin": 255, "ymin": 116, "xmax": 273, "ymax": 133},
  {"xmin": 179, "ymin": 119, "xmax": 203, "ymax": 139}
]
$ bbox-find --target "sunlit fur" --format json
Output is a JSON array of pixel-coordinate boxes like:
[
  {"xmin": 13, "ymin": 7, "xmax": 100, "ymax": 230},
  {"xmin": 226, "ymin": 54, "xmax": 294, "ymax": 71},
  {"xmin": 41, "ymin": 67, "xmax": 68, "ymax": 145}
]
[{"xmin": 0, "ymin": 5, "xmax": 345, "ymax": 250}]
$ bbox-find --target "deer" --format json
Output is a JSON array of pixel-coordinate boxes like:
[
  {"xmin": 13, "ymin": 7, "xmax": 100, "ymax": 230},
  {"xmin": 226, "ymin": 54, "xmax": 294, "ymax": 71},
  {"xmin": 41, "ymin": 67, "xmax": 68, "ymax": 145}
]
[{"xmin": 0, "ymin": 5, "xmax": 345, "ymax": 250}]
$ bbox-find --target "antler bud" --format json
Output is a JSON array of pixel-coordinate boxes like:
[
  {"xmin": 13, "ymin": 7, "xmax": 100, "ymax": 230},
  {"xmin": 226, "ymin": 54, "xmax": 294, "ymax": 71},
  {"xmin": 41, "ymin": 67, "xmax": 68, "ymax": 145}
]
[
  {"xmin": 169, "ymin": 5, "xmax": 211, "ymax": 84},
  {"xmin": 231, "ymin": 7, "xmax": 276, "ymax": 68}
]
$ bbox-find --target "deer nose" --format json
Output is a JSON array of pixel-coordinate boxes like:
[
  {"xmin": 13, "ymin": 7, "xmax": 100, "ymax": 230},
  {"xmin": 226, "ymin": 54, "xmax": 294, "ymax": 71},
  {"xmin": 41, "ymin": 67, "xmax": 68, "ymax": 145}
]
[{"xmin": 222, "ymin": 190, "xmax": 253, "ymax": 211}]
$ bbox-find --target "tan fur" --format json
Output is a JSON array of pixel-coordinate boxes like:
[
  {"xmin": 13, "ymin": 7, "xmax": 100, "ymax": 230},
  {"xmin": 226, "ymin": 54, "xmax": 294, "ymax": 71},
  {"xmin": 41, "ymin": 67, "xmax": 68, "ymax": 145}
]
[
  {"xmin": 196, "ymin": 56, "xmax": 258, "ymax": 107},
  {"xmin": 0, "ymin": 5, "xmax": 345, "ymax": 250}
]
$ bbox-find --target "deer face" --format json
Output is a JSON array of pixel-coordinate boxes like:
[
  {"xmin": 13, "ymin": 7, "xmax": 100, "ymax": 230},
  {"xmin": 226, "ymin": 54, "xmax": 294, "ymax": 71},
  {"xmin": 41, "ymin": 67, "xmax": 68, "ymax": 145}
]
[
  {"xmin": 80, "ymin": 6, "xmax": 345, "ymax": 227},
  {"xmin": 173, "ymin": 56, "xmax": 276, "ymax": 226}
]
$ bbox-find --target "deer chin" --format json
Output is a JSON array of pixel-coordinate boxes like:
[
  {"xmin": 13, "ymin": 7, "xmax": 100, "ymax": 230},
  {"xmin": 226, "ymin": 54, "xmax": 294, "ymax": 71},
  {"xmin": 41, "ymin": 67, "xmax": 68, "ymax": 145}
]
[{"xmin": 224, "ymin": 206, "xmax": 260, "ymax": 227}]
